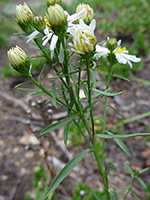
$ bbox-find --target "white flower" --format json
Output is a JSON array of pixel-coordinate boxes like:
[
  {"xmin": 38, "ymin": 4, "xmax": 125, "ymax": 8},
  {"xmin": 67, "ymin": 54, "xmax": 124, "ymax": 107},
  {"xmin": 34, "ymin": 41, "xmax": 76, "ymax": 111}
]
[
  {"xmin": 69, "ymin": 19, "xmax": 97, "ymax": 54},
  {"xmin": 26, "ymin": 7, "xmax": 86, "ymax": 61},
  {"xmin": 95, "ymin": 40, "xmax": 141, "ymax": 68},
  {"xmin": 41, "ymin": 8, "xmax": 86, "ymax": 60}
]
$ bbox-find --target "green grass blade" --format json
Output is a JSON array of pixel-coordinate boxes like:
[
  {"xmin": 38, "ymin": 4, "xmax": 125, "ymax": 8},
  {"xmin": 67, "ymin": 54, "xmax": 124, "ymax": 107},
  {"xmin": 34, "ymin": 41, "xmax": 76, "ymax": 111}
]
[
  {"xmin": 45, "ymin": 149, "xmax": 90, "ymax": 198},
  {"xmin": 40, "ymin": 116, "xmax": 75, "ymax": 135}
]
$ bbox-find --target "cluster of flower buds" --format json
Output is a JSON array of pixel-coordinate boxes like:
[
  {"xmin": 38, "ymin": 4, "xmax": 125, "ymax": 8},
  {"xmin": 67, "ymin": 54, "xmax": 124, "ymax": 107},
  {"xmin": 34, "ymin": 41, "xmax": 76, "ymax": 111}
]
[{"xmin": 8, "ymin": 1, "xmax": 141, "ymax": 74}]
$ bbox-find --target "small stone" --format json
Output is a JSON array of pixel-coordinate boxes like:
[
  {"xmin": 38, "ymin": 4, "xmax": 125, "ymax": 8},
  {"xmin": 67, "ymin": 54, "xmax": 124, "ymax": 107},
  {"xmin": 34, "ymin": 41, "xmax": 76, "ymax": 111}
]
[
  {"xmin": 1, "ymin": 175, "xmax": 8, "ymax": 181},
  {"xmin": 25, "ymin": 151, "xmax": 34, "ymax": 159},
  {"xmin": 13, "ymin": 147, "xmax": 19, "ymax": 154},
  {"xmin": 0, "ymin": 140, "xmax": 5, "ymax": 148},
  {"xmin": 39, "ymin": 148, "xmax": 44, "ymax": 157}
]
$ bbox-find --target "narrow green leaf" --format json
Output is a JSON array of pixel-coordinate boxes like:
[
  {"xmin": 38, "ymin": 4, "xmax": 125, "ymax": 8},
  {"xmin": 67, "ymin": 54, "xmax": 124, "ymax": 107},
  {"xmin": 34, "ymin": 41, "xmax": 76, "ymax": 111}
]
[
  {"xmin": 45, "ymin": 149, "xmax": 90, "ymax": 198},
  {"xmin": 113, "ymin": 74, "xmax": 130, "ymax": 82},
  {"xmin": 15, "ymin": 81, "xmax": 32, "ymax": 88},
  {"xmin": 108, "ymin": 104, "xmax": 126, "ymax": 119},
  {"xmin": 40, "ymin": 116, "xmax": 75, "ymax": 135},
  {"xmin": 115, "ymin": 138, "xmax": 131, "ymax": 157},
  {"xmin": 137, "ymin": 177, "xmax": 147, "ymax": 190},
  {"xmin": 106, "ymin": 162, "xmax": 117, "ymax": 170},
  {"xmin": 31, "ymin": 91, "xmax": 47, "ymax": 96},
  {"xmin": 121, "ymin": 112, "xmax": 150, "ymax": 124},
  {"xmin": 18, "ymin": 88, "xmax": 41, "ymax": 92},
  {"xmin": 96, "ymin": 131, "xmax": 150, "ymax": 139},
  {"xmin": 132, "ymin": 76, "xmax": 150, "ymax": 85},
  {"xmin": 64, "ymin": 123, "xmax": 70, "ymax": 145},
  {"xmin": 82, "ymin": 84, "xmax": 88, "ymax": 98},
  {"xmin": 91, "ymin": 69, "xmax": 96, "ymax": 88},
  {"xmin": 39, "ymin": 64, "xmax": 46, "ymax": 84},
  {"xmin": 132, "ymin": 191, "xmax": 140, "ymax": 200},
  {"xmin": 139, "ymin": 167, "xmax": 149, "ymax": 174},
  {"xmin": 92, "ymin": 88, "xmax": 122, "ymax": 96},
  {"xmin": 107, "ymin": 132, "xmax": 131, "ymax": 157}
]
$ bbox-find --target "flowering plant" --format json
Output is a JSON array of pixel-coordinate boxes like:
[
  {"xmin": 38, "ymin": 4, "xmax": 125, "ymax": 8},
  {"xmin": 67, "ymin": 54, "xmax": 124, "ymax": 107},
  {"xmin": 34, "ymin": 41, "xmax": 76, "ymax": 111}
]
[{"xmin": 7, "ymin": 1, "xmax": 150, "ymax": 199}]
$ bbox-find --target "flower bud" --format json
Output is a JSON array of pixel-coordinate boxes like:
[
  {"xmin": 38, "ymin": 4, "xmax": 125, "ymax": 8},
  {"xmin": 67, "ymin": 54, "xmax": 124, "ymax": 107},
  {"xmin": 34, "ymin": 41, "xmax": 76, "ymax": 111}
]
[
  {"xmin": 45, "ymin": 4, "xmax": 67, "ymax": 37},
  {"xmin": 7, "ymin": 46, "xmax": 30, "ymax": 75},
  {"xmin": 76, "ymin": 3, "xmax": 94, "ymax": 24},
  {"xmin": 46, "ymin": 0, "xmax": 61, "ymax": 7},
  {"xmin": 107, "ymin": 38, "xmax": 118, "ymax": 53},
  {"xmin": 33, "ymin": 16, "xmax": 46, "ymax": 34},
  {"xmin": 16, "ymin": 3, "xmax": 34, "ymax": 34}
]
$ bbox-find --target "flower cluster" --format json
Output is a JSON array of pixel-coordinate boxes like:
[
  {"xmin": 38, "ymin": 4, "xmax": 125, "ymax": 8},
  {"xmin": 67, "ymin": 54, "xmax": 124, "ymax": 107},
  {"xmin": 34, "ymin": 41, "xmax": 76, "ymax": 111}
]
[{"xmin": 8, "ymin": 1, "xmax": 141, "ymax": 73}]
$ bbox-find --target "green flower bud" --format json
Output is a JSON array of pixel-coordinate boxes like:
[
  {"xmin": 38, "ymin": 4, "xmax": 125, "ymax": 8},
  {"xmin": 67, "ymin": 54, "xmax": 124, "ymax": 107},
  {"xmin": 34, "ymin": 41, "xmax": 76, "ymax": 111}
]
[
  {"xmin": 46, "ymin": 0, "xmax": 61, "ymax": 7},
  {"xmin": 45, "ymin": 4, "xmax": 67, "ymax": 37},
  {"xmin": 33, "ymin": 16, "xmax": 46, "ymax": 34},
  {"xmin": 107, "ymin": 38, "xmax": 118, "ymax": 53},
  {"xmin": 76, "ymin": 3, "xmax": 95, "ymax": 25},
  {"xmin": 7, "ymin": 46, "xmax": 30, "ymax": 75},
  {"xmin": 16, "ymin": 3, "xmax": 34, "ymax": 34}
]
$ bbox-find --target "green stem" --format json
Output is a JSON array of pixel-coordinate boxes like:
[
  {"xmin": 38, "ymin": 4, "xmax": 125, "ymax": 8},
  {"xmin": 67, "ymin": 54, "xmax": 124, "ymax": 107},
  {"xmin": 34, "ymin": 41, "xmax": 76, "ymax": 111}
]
[
  {"xmin": 28, "ymin": 73, "xmax": 76, "ymax": 112},
  {"xmin": 86, "ymin": 59, "xmax": 95, "ymax": 143},
  {"xmin": 34, "ymin": 38, "xmax": 52, "ymax": 65},
  {"xmin": 77, "ymin": 59, "xmax": 82, "ymax": 102}
]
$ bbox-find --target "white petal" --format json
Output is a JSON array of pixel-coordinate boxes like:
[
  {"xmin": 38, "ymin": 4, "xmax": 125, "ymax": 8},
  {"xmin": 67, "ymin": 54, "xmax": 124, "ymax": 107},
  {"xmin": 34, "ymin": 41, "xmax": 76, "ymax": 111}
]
[
  {"xmin": 26, "ymin": 30, "xmax": 39, "ymax": 43},
  {"xmin": 90, "ymin": 19, "xmax": 96, "ymax": 31},
  {"xmin": 50, "ymin": 35, "xmax": 58, "ymax": 51},
  {"xmin": 42, "ymin": 33, "xmax": 53, "ymax": 46},
  {"xmin": 94, "ymin": 45, "xmax": 109, "ymax": 59},
  {"xmin": 115, "ymin": 53, "xmax": 127, "ymax": 64},
  {"xmin": 68, "ymin": 8, "xmax": 86, "ymax": 23}
]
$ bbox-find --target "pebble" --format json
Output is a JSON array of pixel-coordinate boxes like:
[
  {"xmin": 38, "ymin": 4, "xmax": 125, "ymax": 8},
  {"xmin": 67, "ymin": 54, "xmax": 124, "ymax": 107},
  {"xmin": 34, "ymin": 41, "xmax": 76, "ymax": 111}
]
[
  {"xmin": 13, "ymin": 147, "xmax": 19, "ymax": 154},
  {"xmin": 25, "ymin": 151, "xmax": 34, "ymax": 159}
]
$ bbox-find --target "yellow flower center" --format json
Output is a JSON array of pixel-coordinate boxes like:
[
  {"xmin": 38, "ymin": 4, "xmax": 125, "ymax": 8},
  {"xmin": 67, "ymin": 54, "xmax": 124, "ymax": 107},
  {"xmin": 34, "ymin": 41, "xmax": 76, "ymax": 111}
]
[{"xmin": 116, "ymin": 46, "xmax": 126, "ymax": 53}]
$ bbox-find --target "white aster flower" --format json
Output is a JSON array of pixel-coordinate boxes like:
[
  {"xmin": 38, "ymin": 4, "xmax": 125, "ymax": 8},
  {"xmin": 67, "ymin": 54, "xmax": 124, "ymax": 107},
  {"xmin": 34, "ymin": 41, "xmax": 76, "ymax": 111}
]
[
  {"xmin": 95, "ymin": 40, "xmax": 141, "ymax": 68},
  {"xmin": 69, "ymin": 19, "xmax": 97, "ymax": 55}
]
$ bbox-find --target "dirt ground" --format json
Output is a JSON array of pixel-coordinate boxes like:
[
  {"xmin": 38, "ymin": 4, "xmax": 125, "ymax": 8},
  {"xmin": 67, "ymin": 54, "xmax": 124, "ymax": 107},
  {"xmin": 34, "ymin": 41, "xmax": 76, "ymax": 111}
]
[{"xmin": 0, "ymin": 1, "xmax": 150, "ymax": 200}]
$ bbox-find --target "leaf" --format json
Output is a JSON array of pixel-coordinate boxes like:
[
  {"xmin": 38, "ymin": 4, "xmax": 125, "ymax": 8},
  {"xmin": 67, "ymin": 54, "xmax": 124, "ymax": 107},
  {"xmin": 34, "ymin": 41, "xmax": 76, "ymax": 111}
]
[
  {"xmin": 40, "ymin": 116, "xmax": 75, "ymax": 135},
  {"xmin": 108, "ymin": 104, "xmax": 126, "ymax": 119},
  {"xmin": 106, "ymin": 162, "xmax": 117, "ymax": 170},
  {"xmin": 39, "ymin": 64, "xmax": 46, "ymax": 84},
  {"xmin": 15, "ymin": 81, "xmax": 32, "ymax": 88},
  {"xmin": 131, "ymin": 191, "xmax": 140, "ymax": 200},
  {"xmin": 113, "ymin": 74, "xmax": 130, "ymax": 82},
  {"xmin": 121, "ymin": 112, "xmax": 150, "ymax": 125},
  {"xmin": 81, "ymin": 83, "xmax": 88, "ymax": 99},
  {"xmin": 96, "ymin": 131, "xmax": 150, "ymax": 139},
  {"xmin": 92, "ymin": 88, "xmax": 122, "ymax": 96},
  {"xmin": 18, "ymin": 88, "xmax": 41, "ymax": 92},
  {"xmin": 64, "ymin": 123, "xmax": 70, "ymax": 145},
  {"xmin": 45, "ymin": 149, "xmax": 90, "ymax": 198},
  {"xmin": 107, "ymin": 132, "xmax": 131, "ymax": 157}
]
